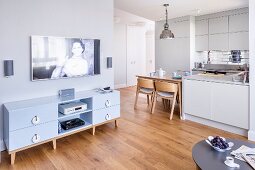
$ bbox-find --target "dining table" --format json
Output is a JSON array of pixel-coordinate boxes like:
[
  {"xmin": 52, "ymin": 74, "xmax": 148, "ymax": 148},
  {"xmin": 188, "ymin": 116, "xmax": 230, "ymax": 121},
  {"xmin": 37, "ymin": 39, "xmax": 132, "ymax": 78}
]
[{"xmin": 136, "ymin": 75, "xmax": 183, "ymax": 119}]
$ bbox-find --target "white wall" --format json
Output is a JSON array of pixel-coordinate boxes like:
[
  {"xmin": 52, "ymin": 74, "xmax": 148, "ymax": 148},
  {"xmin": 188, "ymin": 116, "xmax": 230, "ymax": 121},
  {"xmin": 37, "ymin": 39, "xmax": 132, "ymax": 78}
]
[
  {"xmin": 146, "ymin": 32, "xmax": 156, "ymax": 73},
  {"xmin": 0, "ymin": 0, "xmax": 114, "ymax": 151},
  {"xmin": 248, "ymin": 0, "xmax": 255, "ymax": 141},
  {"xmin": 114, "ymin": 24, "xmax": 127, "ymax": 87},
  {"xmin": 155, "ymin": 16, "xmax": 193, "ymax": 74},
  {"xmin": 189, "ymin": 16, "xmax": 196, "ymax": 73}
]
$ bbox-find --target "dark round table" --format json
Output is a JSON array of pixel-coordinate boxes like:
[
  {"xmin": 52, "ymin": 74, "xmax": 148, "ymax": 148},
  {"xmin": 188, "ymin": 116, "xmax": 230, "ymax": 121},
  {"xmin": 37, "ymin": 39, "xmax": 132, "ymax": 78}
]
[{"xmin": 192, "ymin": 139, "xmax": 255, "ymax": 170}]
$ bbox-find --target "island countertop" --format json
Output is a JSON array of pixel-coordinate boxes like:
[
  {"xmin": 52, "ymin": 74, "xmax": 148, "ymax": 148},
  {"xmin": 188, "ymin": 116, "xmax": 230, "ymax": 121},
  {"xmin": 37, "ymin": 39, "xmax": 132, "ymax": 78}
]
[{"xmin": 183, "ymin": 74, "xmax": 249, "ymax": 86}]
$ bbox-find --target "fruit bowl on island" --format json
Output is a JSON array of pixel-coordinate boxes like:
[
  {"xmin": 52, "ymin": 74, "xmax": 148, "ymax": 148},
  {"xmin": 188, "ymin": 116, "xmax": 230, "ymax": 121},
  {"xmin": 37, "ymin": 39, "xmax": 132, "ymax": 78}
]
[{"xmin": 205, "ymin": 136, "xmax": 234, "ymax": 152}]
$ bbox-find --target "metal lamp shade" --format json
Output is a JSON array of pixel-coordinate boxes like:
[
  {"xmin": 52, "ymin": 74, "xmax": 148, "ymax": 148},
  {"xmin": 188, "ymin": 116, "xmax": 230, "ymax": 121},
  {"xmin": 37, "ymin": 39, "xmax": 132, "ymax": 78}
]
[
  {"xmin": 160, "ymin": 4, "xmax": 174, "ymax": 40},
  {"xmin": 160, "ymin": 30, "xmax": 174, "ymax": 39}
]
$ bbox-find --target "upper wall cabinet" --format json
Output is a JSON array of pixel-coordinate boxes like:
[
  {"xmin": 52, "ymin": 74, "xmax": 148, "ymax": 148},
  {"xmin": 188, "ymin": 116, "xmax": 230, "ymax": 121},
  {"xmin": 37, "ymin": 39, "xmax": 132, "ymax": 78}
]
[
  {"xmin": 229, "ymin": 13, "xmax": 249, "ymax": 32},
  {"xmin": 195, "ymin": 19, "xmax": 209, "ymax": 51},
  {"xmin": 209, "ymin": 16, "xmax": 228, "ymax": 34},
  {"xmin": 209, "ymin": 34, "xmax": 229, "ymax": 51},
  {"xmin": 195, "ymin": 9, "xmax": 249, "ymax": 51},
  {"xmin": 195, "ymin": 19, "xmax": 208, "ymax": 36},
  {"xmin": 229, "ymin": 32, "xmax": 249, "ymax": 50}
]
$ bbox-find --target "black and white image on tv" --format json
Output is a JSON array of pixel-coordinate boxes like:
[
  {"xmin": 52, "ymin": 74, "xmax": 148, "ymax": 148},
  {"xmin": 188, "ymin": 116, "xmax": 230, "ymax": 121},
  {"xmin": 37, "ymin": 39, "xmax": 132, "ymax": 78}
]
[{"xmin": 31, "ymin": 36, "xmax": 100, "ymax": 80}]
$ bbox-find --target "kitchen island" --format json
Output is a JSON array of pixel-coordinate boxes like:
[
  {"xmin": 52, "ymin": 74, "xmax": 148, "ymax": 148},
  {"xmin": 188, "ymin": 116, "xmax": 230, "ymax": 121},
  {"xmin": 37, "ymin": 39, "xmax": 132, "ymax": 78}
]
[
  {"xmin": 185, "ymin": 74, "xmax": 249, "ymax": 86},
  {"xmin": 183, "ymin": 74, "xmax": 249, "ymax": 136}
]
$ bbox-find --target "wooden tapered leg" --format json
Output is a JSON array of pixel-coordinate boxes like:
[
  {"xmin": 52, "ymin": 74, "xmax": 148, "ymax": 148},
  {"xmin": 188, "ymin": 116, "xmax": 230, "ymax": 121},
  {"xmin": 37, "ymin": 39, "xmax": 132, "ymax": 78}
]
[
  {"xmin": 52, "ymin": 139, "xmax": 56, "ymax": 150},
  {"xmin": 170, "ymin": 95, "xmax": 177, "ymax": 120},
  {"xmin": 92, "ymin": 127, "xmax": 96, "ymax": 135},
  {"xmin": 134, "ymin": 91, "xmax": 139, "ymax": 109},
  {"xmin": 147, "ymin": 95, "xmax": 150, "ymax": 105},
  {"xmin": 178, "ymin": 83, "xmax": 182, "ymax": 119},
  {"xmin": 115, "ymin": 120, "xmax": 118, "ymax": 128},
  {"xmin": 11, "ymin": 152, "xmax": 16, "ymax": 165},
  {"xmin": 151, "ymin": 95, "xmax": 157, "ymax": 113},
  {"xmin": 150, "ymin": 93, "xmax": 155, "ymax": 111}
]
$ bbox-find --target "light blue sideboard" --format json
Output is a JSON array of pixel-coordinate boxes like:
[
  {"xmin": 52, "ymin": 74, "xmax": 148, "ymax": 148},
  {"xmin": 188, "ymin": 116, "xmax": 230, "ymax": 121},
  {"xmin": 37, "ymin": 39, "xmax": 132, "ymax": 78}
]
[{"xmin": 3, "ymin": 90, "xmax": 120, "ymax": 164}]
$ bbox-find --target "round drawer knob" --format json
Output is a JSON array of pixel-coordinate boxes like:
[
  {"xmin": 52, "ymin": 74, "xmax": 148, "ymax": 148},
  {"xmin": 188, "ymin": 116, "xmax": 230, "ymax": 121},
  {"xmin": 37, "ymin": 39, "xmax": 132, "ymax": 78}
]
[
  {"xmin": 32, "ymin": 116, "xmax": 40, "ymax": 125},
  {"xmin": 32, "ymin": 134, "xmax": 41, "ymax": 143},
  {"xmin": 105, "ymin": 114, "xmax": 111, "ymax": 120},
  {"xmin": 105, "ymin": 100, "xmax": 111, "ymax": 107}
]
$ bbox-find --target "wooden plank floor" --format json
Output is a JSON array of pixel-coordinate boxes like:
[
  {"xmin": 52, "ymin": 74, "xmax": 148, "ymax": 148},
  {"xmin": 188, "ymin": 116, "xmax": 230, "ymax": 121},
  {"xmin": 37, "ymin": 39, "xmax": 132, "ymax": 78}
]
[{"xmin": 0, "ymin": 87, "xmax": 247, "ymax": 170}]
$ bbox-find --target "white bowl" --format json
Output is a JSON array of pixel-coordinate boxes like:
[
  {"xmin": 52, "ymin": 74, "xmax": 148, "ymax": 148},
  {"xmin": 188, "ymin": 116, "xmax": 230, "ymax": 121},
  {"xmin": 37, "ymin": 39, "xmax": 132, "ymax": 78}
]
[{"xmin": 205, "ymin": 136, "xmax": 234, "ymax": 152}]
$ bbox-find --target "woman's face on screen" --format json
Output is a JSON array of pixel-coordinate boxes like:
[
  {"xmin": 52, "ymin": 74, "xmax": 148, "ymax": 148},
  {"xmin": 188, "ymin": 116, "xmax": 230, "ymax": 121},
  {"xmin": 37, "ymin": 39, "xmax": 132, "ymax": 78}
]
[{"xmin": 72, "ymin": 42, "xmax": 83, "ymax": 56}]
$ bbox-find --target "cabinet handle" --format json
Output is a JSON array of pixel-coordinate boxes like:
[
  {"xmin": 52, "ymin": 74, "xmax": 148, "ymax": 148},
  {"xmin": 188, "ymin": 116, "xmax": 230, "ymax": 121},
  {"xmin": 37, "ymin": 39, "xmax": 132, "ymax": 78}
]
[
  {"xmin": 105, "ymin": 100, "xmax": 111, "ymax": 107},
  {"xmin": 32, "ymin": 134, "xmax": 41, "ymax": 143},
  {"xmin": 105, "ymin": 114, "xmax": 111, "ymax": 120},
  {"xmin": 32, "ymin": 116, "xmax": 40, "ymax": 125}
]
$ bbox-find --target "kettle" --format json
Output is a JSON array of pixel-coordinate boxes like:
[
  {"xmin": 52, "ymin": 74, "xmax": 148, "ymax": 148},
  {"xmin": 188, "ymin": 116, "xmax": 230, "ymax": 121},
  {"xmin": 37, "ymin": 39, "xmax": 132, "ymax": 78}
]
[{"xmin": 158, "ymin": 68, "xmax": 166, "ymax": 77}]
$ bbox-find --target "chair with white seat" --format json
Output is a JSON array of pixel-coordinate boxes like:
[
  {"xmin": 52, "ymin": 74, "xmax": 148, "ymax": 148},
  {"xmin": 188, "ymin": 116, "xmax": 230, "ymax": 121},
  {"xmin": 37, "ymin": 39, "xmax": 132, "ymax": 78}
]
[
  {"xmin": 134, "ymin": 78, "xmax": 155, "ymax": 109},
  {"xmin": 151, "ymin": 81, "xmax": 178, "ymax": 120}
]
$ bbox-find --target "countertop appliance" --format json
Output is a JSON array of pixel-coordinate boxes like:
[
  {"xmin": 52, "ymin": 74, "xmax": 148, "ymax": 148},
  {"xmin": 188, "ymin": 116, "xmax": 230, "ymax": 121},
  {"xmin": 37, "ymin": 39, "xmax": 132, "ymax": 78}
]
[{"xmin": 230, "ymin": 50, "xmax": 242, "ymax": 63}]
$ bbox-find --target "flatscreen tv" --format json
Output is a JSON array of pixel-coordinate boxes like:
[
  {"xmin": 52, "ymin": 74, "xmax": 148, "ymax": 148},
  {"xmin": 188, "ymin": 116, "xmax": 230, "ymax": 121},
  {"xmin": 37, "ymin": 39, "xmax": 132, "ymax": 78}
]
[{"xmin": 31, "ymin": 36, "xmax": 100, "ymax": 81}]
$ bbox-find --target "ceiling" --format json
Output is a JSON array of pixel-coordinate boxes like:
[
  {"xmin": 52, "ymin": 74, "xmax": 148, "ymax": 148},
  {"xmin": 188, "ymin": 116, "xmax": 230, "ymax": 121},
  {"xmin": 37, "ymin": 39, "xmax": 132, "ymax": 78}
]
[
  {"xmin": 114, "ymin": 0, "xmax": 249, "ymax": 21},
  {"xmin": 114, "ymin": 9, "xmax": 153, "ymax": 25}
]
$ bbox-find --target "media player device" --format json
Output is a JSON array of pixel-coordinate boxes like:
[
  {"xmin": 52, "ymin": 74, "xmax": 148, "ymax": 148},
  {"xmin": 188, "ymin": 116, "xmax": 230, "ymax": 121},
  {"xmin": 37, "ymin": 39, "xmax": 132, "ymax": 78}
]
[
  {"xmin": 60, "ymin": 118, "xmax": 85, "ymax": 130},
  {"xmin": 59, "ymin": 102, "xmax": 87, "ymax": 115}
]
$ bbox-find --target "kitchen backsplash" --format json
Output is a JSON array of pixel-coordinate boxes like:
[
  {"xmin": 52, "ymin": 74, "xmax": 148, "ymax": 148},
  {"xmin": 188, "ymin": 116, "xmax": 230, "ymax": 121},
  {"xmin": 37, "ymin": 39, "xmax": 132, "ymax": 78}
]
[{"xmin": 195, "ymin": 51, "xmax": 249, "ymax": 65}]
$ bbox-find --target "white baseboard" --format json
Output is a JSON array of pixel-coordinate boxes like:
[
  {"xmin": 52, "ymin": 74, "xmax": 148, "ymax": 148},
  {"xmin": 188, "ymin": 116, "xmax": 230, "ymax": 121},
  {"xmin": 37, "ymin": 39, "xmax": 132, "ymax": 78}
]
[
  {"xmin": 248, "ymin": 130, "xmax": 255, "ymax": 141},
  {"xmin": 114, "ymin": 84, "xmax": 127, "ymax": 89},
  {"xmin": 0, "ymin": 139, "xmax": 5, "ymax": 151},
  {"xmin": 185, "ymin": 114, "xmax": 248, "ymax": 137}
]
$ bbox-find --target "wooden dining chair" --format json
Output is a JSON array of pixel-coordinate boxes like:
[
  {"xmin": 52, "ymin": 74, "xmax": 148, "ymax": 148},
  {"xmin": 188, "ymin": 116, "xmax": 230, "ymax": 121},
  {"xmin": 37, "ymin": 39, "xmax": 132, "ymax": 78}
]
[
  {"xmin": 151, "ymin": 81, "xmax": 178, "ymax": 120},
  {"xmin": 134, "ymin": 78, "xmax": 155, "ymax": 109}
]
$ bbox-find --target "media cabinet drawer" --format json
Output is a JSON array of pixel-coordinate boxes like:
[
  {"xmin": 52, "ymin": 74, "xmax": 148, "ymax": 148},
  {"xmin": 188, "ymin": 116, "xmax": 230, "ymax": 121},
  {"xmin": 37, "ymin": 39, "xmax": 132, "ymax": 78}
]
[
  {"xmin": 8, "ymin": 121, "xmax": 57, "ymax": 151},
  {"xmin": 9, "ymin": 103, "xmax": 57, "ymax": 131},
  {"xmin": 93, "ymin": 105, "xmax": 120, "ymax": 125},
  {"xmin": 93, "ymin": 91, "xmax": 120, "ymax": 110}
]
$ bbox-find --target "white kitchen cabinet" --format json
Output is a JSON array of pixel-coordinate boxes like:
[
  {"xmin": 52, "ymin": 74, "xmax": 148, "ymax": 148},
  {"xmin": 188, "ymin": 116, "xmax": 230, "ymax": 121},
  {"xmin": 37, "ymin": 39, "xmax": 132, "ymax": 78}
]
[
  {"xmin": 229, "ymin": 13, "xmax": 249, "ymax": 32},
  {"xmin": 229, "ymin": 32, "xmax": 249, "ymax": 50},
  {"xmin": 211, "ymin": 83, "xmax": 249, "ymax": 129},
  {"xmin": 209, "ymin": 16, "xmax": 229, "ymax": 34},
  {"xmin": 196, "ymin": 35, "xmax": 209, "ymax": 51},
  {"xmin": 183, "ymin": 79, "xmax": 249, "ymax": 130},
  {"xmin": 183, "ymin": 80, "xmax": 211, "ymax": 119},
  {"xmin": 196, "ymin": 19, "xmax": 208, "ymax": 36},
  {"xmin": 209, "ymin": 34, "xmax": 229, "ymax": 51}
]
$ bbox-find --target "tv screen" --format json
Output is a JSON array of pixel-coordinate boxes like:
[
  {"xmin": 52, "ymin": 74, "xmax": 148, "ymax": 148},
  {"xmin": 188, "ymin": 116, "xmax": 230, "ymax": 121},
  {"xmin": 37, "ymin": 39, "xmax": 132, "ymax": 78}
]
[{"xmin": 31, "ymin": 36, "xmax": 100, "ymax": 81}]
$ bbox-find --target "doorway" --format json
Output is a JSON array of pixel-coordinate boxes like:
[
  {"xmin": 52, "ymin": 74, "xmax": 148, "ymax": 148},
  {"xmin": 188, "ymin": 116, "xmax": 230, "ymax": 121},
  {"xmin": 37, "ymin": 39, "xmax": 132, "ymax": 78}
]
[{"xmin": 126, "ymin": 25, "xmax": 146, "ymax": 86}]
